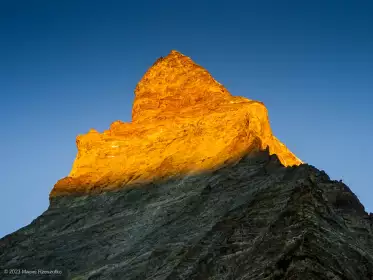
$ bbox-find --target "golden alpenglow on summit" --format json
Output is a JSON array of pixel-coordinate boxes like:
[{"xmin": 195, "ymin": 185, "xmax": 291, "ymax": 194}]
[{"xmin": 51, "ymin": 50, "xmax": 302, "ymax": 197}]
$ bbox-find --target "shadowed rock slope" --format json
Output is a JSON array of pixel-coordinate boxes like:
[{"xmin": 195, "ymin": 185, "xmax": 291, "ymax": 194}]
[{"xmin": 1, "ymin": 149, "xmax": 373, "ymax": 280}]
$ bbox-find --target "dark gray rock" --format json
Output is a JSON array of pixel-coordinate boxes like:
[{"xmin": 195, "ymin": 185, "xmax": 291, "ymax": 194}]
[{"xmin": 1, "ymin": 150, "xmax": 373, "ymax": 279}]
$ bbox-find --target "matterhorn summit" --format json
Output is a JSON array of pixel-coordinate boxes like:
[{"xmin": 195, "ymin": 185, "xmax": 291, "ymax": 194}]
[
  {"xmin": 52, "ymin": 50, "xmax": 301, "ymax": 197},
  {"xmin": 1, "ymin": 51, "xmax": 372, "ymax": 280}
]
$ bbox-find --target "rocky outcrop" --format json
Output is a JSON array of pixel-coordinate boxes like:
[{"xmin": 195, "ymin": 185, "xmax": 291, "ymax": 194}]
[
  {"xmin": 2, "ymin": 51, "xmax": 371, "ymax": 280},
  {"xmin": 1, "ymin": 149, "xmax": 372, "ymax": 279},
  {"xmin": 51, "ymin": 50, "xmax": 301, "ymax": 197}
]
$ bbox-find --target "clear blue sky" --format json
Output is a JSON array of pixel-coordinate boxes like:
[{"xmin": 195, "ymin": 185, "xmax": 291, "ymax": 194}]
[{"xmin": 1, "ymin": 0, "xmax": 372, "ymax": 238}]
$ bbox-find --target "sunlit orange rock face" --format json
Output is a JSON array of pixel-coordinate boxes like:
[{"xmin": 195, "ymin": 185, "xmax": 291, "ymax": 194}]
[{"xmin": 51, "ymin": 50, "xmax": 302, "ymax": 197}]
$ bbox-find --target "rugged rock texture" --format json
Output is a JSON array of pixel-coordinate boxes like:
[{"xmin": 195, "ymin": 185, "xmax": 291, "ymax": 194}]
[
  {"xmin": 132, "ymin": 50, "xmax": 233, "ymax": 123},
  {"xmin": 2, "ymin": 51, "xmax": 372, "ymax": 280},
  {"xmin": 1, "ymin": 149, "xmax": 372, "ymax": 279},
  {"xmin": 51, "ymin": 50, "xmax": 301, "ymax": 197}
]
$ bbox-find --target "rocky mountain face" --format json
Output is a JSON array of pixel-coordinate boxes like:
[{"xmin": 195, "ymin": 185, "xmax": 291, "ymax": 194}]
[
  {"xmin": 52, "ymin": 50, "xmax": 301, "ymax": 197},
  {"xmin": 1, "ymin": 150, "xmax": 373, "ymax": 279},
  {"xmin": 1, "ymin": 51, "xmax": 372, "ymax": 280}
]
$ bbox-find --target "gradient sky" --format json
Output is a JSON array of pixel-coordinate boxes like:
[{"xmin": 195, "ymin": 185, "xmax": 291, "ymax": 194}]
[{"xmin": 1, "ymin": 0, "xmax": 372, "ymax": 238}]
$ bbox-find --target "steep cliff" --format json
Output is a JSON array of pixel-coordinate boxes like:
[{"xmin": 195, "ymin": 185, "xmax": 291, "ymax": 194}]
[
  {"xmin": 51, "ymin": 50, "xmax": 301, "ymax": 197},
  {"xmin": 1, "ymin": 51, "xmax": 372, "ymax": 280},
  {"xmin": 1, "ymin": 150, "xmax": 372, "ymax": 279}
]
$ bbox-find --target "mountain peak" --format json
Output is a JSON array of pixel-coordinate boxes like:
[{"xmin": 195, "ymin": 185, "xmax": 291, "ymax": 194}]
[
  {"xmin": 169, "ymin": 49, "xmax": 183, "ymax": 55},
  {"xmin": 3, "ymin": 51, "xmax": 372, "ymax": 280},
  {"xmin": 51, "ymin": 51, "xmax": 302, "ymax": 197},
  {"xmin": 132, "ymin": 50, "xmax": 232, "ymax": 123}
]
